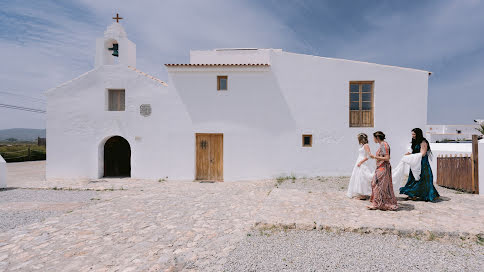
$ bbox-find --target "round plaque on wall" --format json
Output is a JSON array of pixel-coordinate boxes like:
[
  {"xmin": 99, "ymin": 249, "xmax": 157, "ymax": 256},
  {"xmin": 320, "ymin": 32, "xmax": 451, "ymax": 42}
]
[{"xmin": 140, "ymin": 104, "xmax": 152, "ymax": 117}]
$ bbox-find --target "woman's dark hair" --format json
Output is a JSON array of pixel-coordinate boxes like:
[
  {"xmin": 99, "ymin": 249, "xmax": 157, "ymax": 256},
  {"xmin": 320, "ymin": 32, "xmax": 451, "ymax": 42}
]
[
  {"xmin": 373, "ymin": 131, "xmax": 386, "ymax": 141},
  {"xmin": 412, "ymin": 128, "xmax": 431, "ymax": 153},
  {"xmin": 357, "ymin": 133, "xmax": 368, "ymax": 145}
]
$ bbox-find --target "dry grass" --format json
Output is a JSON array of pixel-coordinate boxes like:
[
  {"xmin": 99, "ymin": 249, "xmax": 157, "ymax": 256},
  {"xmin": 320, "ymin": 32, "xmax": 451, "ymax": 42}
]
[{"xmin": 0, "ymin": 143, "xmax": 46, "ymax": 162}]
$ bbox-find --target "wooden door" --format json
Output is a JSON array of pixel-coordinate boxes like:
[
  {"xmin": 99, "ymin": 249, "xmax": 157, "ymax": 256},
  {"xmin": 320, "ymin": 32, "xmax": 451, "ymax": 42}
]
[
  {"xmin": 196, "ymin": 134, "xmax": 223, "ymax": 181},
  {"xmin": 196, "ymin": 134, "xmax": 210, "ymax": 180}
]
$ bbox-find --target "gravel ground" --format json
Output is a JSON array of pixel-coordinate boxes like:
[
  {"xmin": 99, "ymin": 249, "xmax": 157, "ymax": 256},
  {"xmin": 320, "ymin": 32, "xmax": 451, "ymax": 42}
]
[
  {"xmin": 224, "ymin": 230, "xmax": 483, "ymax": 272},
  {"xmin": 0, "ymin": 211, "xmax": 61, "ymax": 231},
  {"xmin": 0, "ymin": 189, "xmax": 99, "ymax": 231},
  {"xmin": 0, "ymin": 188, "xmax": 98, "ymax": 203}
]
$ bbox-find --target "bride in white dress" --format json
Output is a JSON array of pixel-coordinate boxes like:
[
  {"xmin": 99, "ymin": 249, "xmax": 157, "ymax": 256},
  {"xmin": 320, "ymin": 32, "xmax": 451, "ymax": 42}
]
[{"xmin": 347, "ymin": 133, "xmax": 374, "ymax": 199}]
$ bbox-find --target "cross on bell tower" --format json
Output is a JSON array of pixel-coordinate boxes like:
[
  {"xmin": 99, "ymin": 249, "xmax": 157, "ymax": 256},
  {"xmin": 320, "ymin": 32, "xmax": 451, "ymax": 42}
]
[{"xmin": 112, "ymin": 13, "xmax": 123, "ymax": 23}]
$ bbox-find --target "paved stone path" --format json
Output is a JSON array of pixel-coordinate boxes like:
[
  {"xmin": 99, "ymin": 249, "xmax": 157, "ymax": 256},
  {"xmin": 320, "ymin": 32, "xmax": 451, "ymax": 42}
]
[
  {"xmin": 257, "ymin": 177, "xmax": 484, "ymax": 236},
  {"xmin": 0, "ymin": 162, "xmax": 482, "ymax": 271}
]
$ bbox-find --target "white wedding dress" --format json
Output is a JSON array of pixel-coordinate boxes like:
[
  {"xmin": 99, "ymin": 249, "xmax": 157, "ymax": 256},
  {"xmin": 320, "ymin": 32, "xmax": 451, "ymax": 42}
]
[
  {"xmin": 347, "ymin": 145, "xmax": 374, "ymax": 198},
  {"xmin": 392, "ymin": 153, "xmax": 422, "ymax": 193}
]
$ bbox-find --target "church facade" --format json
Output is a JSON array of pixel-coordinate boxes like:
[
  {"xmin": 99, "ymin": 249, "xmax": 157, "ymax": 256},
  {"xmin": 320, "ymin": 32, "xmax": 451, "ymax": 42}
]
[{"xmin": 46, "ymin": 22, "xmax": 430, "ymax": 181}]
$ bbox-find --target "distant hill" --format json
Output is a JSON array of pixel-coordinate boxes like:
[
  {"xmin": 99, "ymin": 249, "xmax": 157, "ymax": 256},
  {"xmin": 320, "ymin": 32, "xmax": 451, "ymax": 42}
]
[{"xmin": 0, "ymin": 128, "xmax": 46, "ymax": 141}]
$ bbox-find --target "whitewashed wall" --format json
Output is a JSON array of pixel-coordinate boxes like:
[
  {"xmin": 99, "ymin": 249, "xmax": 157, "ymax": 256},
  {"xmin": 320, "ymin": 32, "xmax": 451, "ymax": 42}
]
[
  {"xmin": 426, "ymin": 124, "xmax": 480, "ymax": 142},
  {"xmin": 49, "ymin": 47, "xmax": 430, "ymax": 181},
  {"xmin": 426, "ymin": 124, "xmax": 479, "ymax": 134},
  {"xmin": 46, "ymin": 65, "xmax": 194, "ymax": 180},
  {"xmin": 190, "ymin": 49, "xmax": 277, "ymax": 65},
  {"xmin": 168, "ymin": 49, "xmax": 429, "ymax": 180},
  {"xmin": 273, "ymin": 51, "xmax": 428, "ymax": 177},
  {"xmin": 427, "ymin": 134, "xmax": 474, "ymax": 143},
  {"xmin": 0, "ymin": 154, "xmax": 6, "ymax": 188}
]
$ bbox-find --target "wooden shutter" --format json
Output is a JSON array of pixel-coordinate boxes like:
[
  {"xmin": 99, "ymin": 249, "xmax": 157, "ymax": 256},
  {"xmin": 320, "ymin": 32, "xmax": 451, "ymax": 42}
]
[{"xmin": 108, "ymin": 89, "xmax": 125, "ymax": 111}]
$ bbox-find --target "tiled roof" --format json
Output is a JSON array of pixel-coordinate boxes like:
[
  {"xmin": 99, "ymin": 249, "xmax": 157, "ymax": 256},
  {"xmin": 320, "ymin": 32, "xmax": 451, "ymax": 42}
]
[
  {"xmin": 165, "ymin": 63, "xmax": 270, "ymax": 67},
  {"xmin": 128, "ymin": 66, "xmax": 168, "ymax": 86}
]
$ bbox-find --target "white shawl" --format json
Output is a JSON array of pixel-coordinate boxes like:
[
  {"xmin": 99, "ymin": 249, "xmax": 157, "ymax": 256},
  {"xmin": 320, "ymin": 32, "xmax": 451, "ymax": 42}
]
[{"xmin": 392, "ymin": 153, "xmax": 422, "ymax": 193}]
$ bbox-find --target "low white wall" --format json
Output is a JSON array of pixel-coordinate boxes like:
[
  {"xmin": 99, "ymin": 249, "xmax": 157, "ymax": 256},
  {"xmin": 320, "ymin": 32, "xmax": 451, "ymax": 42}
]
[
  {"xmin": 427, "ymin": 133, "xmax": 474, "ymax": 143},
  {"xmin": 429, "ymin": 143, "xmax": 472, "ymax": 182},
  {"xmin": 0, "ymin": 154, "xmax": 6, "ymax": 188},
  {"xmin": 479, "ymin": 140, "xmax": 484, "ymax": 196},
  {"xmin": 426, "ymin": 124, "xmax": 480, "ymax": 135}
]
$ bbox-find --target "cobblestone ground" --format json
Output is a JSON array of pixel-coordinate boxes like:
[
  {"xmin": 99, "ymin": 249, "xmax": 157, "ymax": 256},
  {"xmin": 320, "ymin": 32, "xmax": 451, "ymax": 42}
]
[
  {"xmin": 257, "ymin": 177, "xmax": 484, "ymax": 236},
  {"xmin": 1, "ymin": 162, "xmax": 483, "ymax": 271}
]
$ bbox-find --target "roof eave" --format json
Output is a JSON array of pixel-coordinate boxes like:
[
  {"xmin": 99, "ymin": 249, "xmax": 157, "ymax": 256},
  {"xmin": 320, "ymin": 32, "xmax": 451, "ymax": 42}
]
[{"xmin": 164, "ymin": 63, "xmax": 270, "ymax": 67}]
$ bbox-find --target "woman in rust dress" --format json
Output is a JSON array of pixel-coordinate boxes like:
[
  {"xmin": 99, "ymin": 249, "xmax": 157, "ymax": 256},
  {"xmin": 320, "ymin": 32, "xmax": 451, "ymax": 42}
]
[{"xmin": 368, "ymin": 131, "xmax": 398, "ymax": 211}]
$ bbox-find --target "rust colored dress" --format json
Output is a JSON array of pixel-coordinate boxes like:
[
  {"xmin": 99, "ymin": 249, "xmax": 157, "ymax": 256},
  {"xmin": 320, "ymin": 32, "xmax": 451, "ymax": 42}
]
[{"xmin": 370, "ymin": 141, "xmax": 398, "ymax": 211}]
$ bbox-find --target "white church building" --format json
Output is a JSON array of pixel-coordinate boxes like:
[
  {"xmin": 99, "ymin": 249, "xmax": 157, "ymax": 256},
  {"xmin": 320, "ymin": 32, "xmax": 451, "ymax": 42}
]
[{"xmin": 46, "ymin": 22, "xmax": 431, "ymax": 181}]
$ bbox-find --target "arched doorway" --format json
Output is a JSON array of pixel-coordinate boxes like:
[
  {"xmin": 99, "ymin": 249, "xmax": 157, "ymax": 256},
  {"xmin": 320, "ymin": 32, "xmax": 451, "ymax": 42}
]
[{"xmin": 104, "ymin": 136, "xmax": 131, "ymax": 177}]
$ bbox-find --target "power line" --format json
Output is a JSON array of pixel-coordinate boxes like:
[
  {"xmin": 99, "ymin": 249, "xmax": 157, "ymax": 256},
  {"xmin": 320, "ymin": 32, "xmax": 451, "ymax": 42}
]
[
  {"xmin": 0, "ymin": 103, "xmax": 46, "ymax": 113},
  {"xmin": 0, "ymin": 91, "xmax": 46, "ymax": 104}
]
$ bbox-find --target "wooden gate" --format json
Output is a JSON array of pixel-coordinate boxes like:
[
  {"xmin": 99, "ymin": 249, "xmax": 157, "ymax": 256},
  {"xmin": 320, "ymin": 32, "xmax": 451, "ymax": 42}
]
[
  {"xmin": 195, "ymin": 133, "xmax": 223, "ymax": 181},
  {"xmin": 436, "ymin": 135, "xmax": 479, "ymax": 193}
]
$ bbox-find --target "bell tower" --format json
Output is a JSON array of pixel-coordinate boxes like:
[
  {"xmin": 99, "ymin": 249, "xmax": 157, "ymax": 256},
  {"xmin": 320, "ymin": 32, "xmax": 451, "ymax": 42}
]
[{"xmin": 95, "ymin": 14, "xmax": 136, "ymax": 68}]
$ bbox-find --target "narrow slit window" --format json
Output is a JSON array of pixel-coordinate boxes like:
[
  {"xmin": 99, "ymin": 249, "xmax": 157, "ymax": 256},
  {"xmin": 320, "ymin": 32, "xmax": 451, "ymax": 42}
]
[
  {"xmin": 217, "ymin": 76, "xmax": 228, "ymax": 91},
  {"xmin": 302, "ymin": 134, "xmax": 312, "ymax": 147},
  {"xmin": 349, "ymin": 81, "xmax": 374, "ymax": 127},
  {"xmin": 108, "ymin": 89, "xmax": 125, "ymax": 111}
]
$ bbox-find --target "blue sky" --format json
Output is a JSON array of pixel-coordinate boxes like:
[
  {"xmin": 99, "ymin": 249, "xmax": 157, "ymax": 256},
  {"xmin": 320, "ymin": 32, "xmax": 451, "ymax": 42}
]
[{"xmin": 0, "ymin": 0, "xmax": 483, "ymax": 129}]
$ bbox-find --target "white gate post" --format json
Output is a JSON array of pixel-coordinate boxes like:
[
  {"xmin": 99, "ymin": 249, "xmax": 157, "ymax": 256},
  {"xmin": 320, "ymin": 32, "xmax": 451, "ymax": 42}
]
[
  {"xmin": 0, "ymin": 154, "xmax": 6, "ymax": 188},
  {"xmin": 479, "ymin": 139, "xmax": 483, "ymax": 195}
]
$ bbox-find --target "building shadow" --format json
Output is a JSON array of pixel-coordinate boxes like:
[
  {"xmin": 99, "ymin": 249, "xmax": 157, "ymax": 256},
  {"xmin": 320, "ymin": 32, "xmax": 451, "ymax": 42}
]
[
  {"xmin": 397, "ymin": 195, "xmax": 451, "ymax": 203},
  {"xmin": 434, "ymin": 196, "xmax": 451, "ymax": 202},
  {"xmin": 0, "ymin": 187, "xmax": 18, "ymax": 191}
]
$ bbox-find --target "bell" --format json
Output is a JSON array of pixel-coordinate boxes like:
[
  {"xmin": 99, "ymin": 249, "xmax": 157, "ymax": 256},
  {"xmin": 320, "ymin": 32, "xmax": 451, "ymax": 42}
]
[{"xmin": 108, "ymin": 43, "xmax": 119, "ymax": 57}]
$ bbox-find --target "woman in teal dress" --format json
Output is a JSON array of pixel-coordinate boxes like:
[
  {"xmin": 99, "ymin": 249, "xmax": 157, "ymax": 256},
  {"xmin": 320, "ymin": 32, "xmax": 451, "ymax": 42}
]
[{"xmin": 400, "ymin": 128, "xmax": 440, "ymax": 202}]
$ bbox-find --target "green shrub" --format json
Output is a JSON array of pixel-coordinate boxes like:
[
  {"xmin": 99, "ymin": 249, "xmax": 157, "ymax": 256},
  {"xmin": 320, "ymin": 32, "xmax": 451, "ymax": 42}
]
[{"xmin": 476, "ymin": 124, "xmax": 484, "ymax": 135}]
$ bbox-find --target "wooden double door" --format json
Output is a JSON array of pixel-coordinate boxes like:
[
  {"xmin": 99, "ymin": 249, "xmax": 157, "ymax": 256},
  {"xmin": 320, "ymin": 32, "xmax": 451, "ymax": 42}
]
[{"xmin": 196, "ymin": 133, "xmax": 223, "ymax": 181}]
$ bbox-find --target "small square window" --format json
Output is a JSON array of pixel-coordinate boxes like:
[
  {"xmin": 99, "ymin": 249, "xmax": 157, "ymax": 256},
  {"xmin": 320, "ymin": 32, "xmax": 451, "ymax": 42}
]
[
  {"xmin": 302, "ymin": 134, "xmax": 312, "ymax": 147},
  {"xmin": 217, "ymin": 76, "xmax": 228, "ymax": 91},
  {"xmin": 108, "ymin": 89, "xmax": 125, "ymax": 111}
]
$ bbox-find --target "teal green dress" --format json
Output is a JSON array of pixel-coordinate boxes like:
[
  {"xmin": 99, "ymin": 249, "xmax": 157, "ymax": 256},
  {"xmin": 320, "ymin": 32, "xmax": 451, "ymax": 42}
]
[{"xmin": 400, "ymin": 143, "xmax": 440, "ymax": 202}]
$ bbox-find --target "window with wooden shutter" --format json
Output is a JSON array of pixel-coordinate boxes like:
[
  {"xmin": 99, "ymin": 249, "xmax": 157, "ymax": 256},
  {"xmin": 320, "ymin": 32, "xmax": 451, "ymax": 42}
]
[
  {"xmin": 108, "ymin": 89, "xmax": 125, "ymax": 111},
  {"xmin": 349, "ymin": 81, "xmax": 374, "ymax": 127}
]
